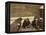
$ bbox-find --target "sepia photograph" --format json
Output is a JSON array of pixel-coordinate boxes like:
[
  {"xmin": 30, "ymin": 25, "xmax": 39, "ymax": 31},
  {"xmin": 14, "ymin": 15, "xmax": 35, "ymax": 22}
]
[{"xmin": 5, "ymin": 2, "xmax": 45, "ymax": 33}]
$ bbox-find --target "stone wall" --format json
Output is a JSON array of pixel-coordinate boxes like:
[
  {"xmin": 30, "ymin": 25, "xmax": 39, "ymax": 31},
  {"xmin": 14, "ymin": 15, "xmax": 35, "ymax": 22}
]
[{"xmin": 10, "ymin": 3, "xmax": 41, "ymax": 18}]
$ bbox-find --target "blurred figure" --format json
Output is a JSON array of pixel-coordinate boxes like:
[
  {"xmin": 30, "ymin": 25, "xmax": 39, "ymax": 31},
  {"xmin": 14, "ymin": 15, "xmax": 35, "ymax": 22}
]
[
  {"xmin": 16, "ymin": 17, "xmax": 22, "ymax": 31},
  {"xmin": 10, "ymin": 17, "xmax": 22, "ymax": 32},
  {"xmin": 32, "ymin": 17, "xmax": 39, "ymax": 29},
  {"xmin": 39, "ymin": 17, "xmax": 43, "ymax": 29},
  {"xmin": 22, "ymin": 18, "xmax": 30, "ymax": 28}
]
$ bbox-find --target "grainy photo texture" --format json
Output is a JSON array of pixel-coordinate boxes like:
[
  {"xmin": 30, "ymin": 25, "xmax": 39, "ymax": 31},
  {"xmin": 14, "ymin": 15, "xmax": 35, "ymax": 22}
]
[{"xmin": 5, "ymin": 2, "xmax": 45, "ymax": 33}]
